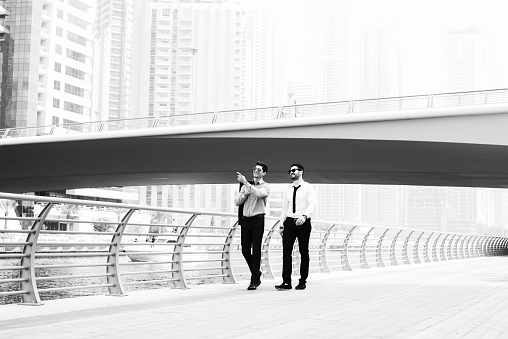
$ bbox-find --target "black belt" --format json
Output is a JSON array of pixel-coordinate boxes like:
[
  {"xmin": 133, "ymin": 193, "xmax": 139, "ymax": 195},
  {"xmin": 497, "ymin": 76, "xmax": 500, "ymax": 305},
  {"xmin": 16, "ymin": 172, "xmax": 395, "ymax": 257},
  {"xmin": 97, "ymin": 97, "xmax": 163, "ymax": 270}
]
[
  {"xmin": 243, "ymin": 214, "xmax": 264, "ymax": 219},
  {"xmin": 287, "ymin": 217, "xmax": 310, "ymax": 221}
]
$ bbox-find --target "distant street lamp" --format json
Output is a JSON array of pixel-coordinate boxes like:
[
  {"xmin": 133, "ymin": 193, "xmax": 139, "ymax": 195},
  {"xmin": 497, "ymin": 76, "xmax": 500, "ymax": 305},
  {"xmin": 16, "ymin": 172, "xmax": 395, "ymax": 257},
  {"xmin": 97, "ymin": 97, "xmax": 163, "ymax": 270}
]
[{"xmin": 190, "ymin": 48, "xmax": 198, "ymax": 113}]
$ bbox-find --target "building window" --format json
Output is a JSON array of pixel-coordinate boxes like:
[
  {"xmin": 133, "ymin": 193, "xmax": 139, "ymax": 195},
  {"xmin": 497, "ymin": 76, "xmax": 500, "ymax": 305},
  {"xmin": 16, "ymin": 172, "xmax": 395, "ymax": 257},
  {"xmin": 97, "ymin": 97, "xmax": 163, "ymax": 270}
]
[
  {"xmin": 57, "ymin": 9, "xmax": 64, "ymax": 19},
  {"xmin": 64, "ymin": 101, "xmax": 84, "ymax": 114},
  {"xmin": 68, "ymin": 13, "xmax": 89, "ymax": 29},
  {"xmin": 64, "ymin": 83, "xmax": 85, "ymax": 97},
  {"xmin": 68, "ymin": 0, "xmax": 88, "ymax": 12},
  {"xmin": 52, "ymin": 116, "xmax": 60, "ymax": 125},
  {"xmin": 55, "ymin": 62, "xmax": 61, "ymax": 72},
  {"xmin": 67, "ymin": 31, "xmax": 87, "ymax": 46},
  {"xmin": 56, "ymin": 27, "xmax": 63, "ymax": 37},
  {"xmin": 54, "ymin": 80, "xmax": 60, "ymax": 90},
  {"xmin": 65, "ymin": 66, "xmax": 85, "ymax": 80},
  {"xmin": 66, "ymin": 49, "xmax": 87, "ymax": 63},
  {"xmin": 55, "ymin": 45, "xmax": 62, "ymax": 54},
  {"xmin": 53, "ymin": 98, "xmax": 60, "ymax": 108}
]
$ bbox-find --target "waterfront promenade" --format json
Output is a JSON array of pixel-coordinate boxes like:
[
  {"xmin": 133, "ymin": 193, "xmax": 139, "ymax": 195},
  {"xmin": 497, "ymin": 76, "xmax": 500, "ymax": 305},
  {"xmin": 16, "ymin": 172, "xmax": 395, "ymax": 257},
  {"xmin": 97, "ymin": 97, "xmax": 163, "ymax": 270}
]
[{"xmin": 1, "ymin": 257, "xmax": 507, "ymax": 338}]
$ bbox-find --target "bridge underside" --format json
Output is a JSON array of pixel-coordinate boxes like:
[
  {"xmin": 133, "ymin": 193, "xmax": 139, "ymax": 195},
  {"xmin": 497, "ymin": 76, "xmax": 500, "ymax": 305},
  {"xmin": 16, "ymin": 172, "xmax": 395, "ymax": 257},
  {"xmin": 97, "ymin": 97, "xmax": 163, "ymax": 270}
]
[
  {"xmin": 2, "ymin": 136, "xmax": 508, "ymax": 193},
  {"xmin": 3, "ymin": 106, "xmax": 508, "ymax": 193}
]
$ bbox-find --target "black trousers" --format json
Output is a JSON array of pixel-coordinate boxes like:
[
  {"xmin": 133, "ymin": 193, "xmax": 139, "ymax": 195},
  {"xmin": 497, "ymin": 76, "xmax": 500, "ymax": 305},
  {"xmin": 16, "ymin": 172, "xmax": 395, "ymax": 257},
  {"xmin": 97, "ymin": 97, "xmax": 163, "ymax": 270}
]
[
  {"xmin": 241, "ymin": 214, "xmax": 264, "ymax": 283},
  {"xmin": 282, "ymin": 217, "xmax": 312, "ymax": 284}
]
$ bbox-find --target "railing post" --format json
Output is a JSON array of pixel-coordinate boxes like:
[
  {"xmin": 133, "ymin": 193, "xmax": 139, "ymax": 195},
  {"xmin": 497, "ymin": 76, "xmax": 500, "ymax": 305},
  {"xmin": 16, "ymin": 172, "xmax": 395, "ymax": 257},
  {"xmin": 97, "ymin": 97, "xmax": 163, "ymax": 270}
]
[
  {"xmin": 457, "ymin": 235, "xmax": 466, "ymax": 259},
  {"xmin": 432, "ymin": 233, "xmax": 442, "ymax": 262},
  {"xmin": 390, "ymin": 230, "xmax": 402, "ymax": 266},
  {"xmin": 427, "ymin": 94, "xmax": 434, "ymax": 108},
  {"xmin": 423, "ymin": 232, "xmax": 434, "ymax": 263},
  {"xmin": 464, "ymin": 235, "xmax": 472, "ymax": 258},
  {"xmin": 19, "ymin": 203, "xmax": 54, "ymax": 305},
  {"xmin": 319, "ymin": 224, "xmax": 336, "ymax": 273},
  {"xmin": 106, "ymin": 208, "xmax": 137, "ymax": 296},
  {"xmin": 447, "ymin": 234, "xmax": 456, "ymax": 260},
  {"xmin": 440, "ymin": 234, "xmax": 449, "ymax": 261},
  {"xmin": 2, "ymin": 128, "xmax": 10, "ymax": 138},
  {"xmin": 342, "ymin": 226, "xmax": 357, "ymax": 271},
  {"xmin": 211, "ymin": 111, "xmax": 219, "ymax": 124},
  {"xmin": 151, "ymin": 117, "xmax": 159, "ymax": 128},
  {"xmin": 360, "ymin": 227, "xmax": 374, "ymax": 269},
  {"xmin": 173, "ymin": 214, "xmax": 199, "ymax": 289},
  {"xmin": 413, "ymin": 231, "xmax": 424, "ymax": 264},
  {"xmin": 260, "ymin": 221, "xmax": 279, "ymax": 279},
  {"xmin": 376, "ymin": 229, "xmax": 390, "ymax": 267},
  {"xmin": 276, "ymin": 106, "xmax": 285, "ymax": 119},
  {"xmin": 221, "ymin": 222, "xmax": 238, "ymax": 283},
  {"xmin": 348, "ymin": 100, "xmax": 355, "ymax": 113},
  {"xmin": 402, "ymin": 230, "xmax": 413, "ymax": 265}
]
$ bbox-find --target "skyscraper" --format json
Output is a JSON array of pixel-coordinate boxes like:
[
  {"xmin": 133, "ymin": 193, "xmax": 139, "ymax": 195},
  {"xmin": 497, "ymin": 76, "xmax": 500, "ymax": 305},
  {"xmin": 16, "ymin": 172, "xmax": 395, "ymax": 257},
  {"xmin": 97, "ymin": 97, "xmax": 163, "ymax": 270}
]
[
  {"xmin": 0, "ymin": 0, "xmax": 13, "ymax": 129},
  {"xmin": 132, "ymin": 0, "xmax": 245, "ymax": 119},
  {"xmin": 316, "ymin": 0, "xmax": 352, "ymax": 102},
  {"xmin": 93, "ymin": 0, "xmax": 133, "ymax": 121},
  {"xmin": 5, "ymin": 0, "xmax": 95, "ymax": 130},
  {"xmin": 243, "ymin": 6, "xmax": 286, "ymax": 108}
]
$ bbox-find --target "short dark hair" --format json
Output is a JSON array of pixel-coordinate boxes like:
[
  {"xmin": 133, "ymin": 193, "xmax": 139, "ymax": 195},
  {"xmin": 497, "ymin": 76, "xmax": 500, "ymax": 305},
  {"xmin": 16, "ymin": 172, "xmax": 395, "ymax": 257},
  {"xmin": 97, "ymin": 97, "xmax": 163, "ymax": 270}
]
[
  {"xmin": 256, "ymin": 161, "xmax": 268, "ymax": 173},
  {"xmin": 291, "ymin": 163, "xmax": 304, "ymax": 173}
]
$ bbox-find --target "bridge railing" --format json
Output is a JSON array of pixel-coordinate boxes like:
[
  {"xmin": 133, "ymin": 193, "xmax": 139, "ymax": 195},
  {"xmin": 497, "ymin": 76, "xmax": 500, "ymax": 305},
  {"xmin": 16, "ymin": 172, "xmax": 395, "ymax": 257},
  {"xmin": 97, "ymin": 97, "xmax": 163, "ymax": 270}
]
[
  {"xmin": 1, "ymin": 192, "xmax": 507, "ymax": 305},
  {"xmin": 2, "ymin": 88, "xmax": 508, "ymax": 140}
]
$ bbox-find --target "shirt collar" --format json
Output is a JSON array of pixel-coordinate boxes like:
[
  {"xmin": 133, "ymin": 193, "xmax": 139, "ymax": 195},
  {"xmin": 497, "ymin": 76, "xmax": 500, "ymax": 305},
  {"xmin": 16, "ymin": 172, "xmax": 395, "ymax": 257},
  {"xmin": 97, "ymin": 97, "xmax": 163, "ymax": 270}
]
[
  {"xmin": 255, "ymin": 179, "xmax": 265, "ymax": 185},
  {"xmin": 292, "ymin": 179, "xmax": 305, "ymax": 187}
]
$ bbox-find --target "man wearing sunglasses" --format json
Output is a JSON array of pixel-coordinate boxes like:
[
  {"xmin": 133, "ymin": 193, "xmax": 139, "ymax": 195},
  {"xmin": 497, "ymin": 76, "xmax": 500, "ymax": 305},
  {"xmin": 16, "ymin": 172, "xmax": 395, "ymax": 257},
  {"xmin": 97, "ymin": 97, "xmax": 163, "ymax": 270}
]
[
  {"xmin": 276, "ymin": 163, "xmax": 316, "ymax": 291},
  {"xmin": 235, "ymin": 161, "xmax": 270, "ymax": 290}
]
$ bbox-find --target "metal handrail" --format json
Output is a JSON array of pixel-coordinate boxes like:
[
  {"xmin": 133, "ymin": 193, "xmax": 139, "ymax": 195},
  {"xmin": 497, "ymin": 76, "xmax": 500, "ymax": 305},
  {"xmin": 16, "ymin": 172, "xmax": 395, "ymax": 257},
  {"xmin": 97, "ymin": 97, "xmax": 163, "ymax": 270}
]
[
  {"xmin": 0, "ymin": 192, "xmax": 507, "ymax": 306},
  {"xmin": 2, "ymin": 88, "xmax": 508, "ymax": 140}
]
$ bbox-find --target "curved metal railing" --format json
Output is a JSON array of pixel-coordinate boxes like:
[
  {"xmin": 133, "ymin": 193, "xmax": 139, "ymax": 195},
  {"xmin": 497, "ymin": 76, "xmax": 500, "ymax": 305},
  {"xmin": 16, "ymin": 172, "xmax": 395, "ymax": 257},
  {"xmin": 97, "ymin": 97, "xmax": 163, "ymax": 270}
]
[
  {"xmin": 0, "ymin": 192, "xmax": 507, "ymax": 305},
  {"xmin": 1, "ymin": 88, "xmax": 508, "ymax": 139}
]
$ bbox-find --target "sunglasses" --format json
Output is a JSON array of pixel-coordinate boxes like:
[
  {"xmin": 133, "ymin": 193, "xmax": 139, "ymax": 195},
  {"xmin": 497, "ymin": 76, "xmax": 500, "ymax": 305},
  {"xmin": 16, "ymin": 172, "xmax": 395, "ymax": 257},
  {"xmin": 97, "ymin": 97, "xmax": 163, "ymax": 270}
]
[
  {"xmin": 288, "ymin": 168, "xmax": 300, "ymax": 173},
  {"xmin": 253, "ymin": 167, "xmax": 264, "ymax": 172}
]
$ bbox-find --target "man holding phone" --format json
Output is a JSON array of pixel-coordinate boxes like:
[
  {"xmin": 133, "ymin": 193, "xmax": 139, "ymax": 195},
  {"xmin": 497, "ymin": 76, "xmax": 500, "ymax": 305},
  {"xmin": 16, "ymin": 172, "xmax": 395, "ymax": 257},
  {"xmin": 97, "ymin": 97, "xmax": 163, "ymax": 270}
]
[{"xmin": 234, "ymin": 161, "xmax": 270, "ymax": 290}]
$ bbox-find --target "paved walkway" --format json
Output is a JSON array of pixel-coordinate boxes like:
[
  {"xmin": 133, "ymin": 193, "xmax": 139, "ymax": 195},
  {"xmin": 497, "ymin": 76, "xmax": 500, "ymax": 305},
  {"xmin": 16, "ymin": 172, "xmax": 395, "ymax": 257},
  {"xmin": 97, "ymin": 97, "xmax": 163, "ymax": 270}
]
[{"xmin": 1, "ymin": 257, "xmax": 508, "ymax": 338}]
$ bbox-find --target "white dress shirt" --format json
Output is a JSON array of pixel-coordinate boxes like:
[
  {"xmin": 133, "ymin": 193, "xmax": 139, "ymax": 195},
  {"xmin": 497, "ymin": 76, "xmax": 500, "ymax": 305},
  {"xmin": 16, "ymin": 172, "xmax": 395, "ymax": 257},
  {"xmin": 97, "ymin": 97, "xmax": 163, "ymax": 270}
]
[{"xmin": 279, "ymin": 180, "xmax": 316, "ymax": 224}]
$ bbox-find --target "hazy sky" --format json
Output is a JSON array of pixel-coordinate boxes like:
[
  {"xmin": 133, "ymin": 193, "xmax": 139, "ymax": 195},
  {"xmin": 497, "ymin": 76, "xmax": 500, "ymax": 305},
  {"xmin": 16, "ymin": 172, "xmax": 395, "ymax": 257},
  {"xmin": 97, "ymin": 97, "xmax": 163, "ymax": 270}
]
[{"xmin": 240, "ymin": 0, "xmax": 508, "ymax": 95}]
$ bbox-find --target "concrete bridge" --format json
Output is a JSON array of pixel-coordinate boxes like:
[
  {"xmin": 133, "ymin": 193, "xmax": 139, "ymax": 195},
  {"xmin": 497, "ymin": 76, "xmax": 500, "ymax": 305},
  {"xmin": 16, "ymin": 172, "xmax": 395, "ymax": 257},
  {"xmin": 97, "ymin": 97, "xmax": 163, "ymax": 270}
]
[{"xmin": 1, "ymin": 89, "xmax": 508, "ymax": 193}]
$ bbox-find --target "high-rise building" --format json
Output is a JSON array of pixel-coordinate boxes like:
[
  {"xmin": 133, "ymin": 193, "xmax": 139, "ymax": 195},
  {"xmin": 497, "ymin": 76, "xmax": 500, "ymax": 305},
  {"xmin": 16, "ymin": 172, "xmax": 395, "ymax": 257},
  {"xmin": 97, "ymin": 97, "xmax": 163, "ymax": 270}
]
[
  {"xmin": 132, "ymin": 0, "xmax": 245, "ymax": 119},
  {"xmin": 445, "ymin": 27, "xmax": 485, "ymax": 93},
  {"xmin": 132, "ymin": 0, "xmax": 246, "ymax": 221},
  {"xmin": 93, "ymin": 0, "xmax": 133, "ymax": 121},
  {"xmin": 361, "ymin": 185, "xmax": 403, "ymax": 227},
  {"xmin": 315, "ymin": 184, "xmax": 361, "ymax": 223},
  {"xmin": 316, "ymin": 0, "xmax": 352, "ymax": 102},
  {"xmin": 404, "ymin": 186, "xmax": 447, "ymax": 231},
  {"xmin": 359, "ymin": 24, "xmax": 400, "ymax": 100},
  {"xmin": 243, "ymin": 7, "xmax": 285, "ymax": 108},
  {"xmin": 0, "ymin": 0, "xmax": 13, "ymax": 129},
  {"xmin": 5, "ymin": 0, "xmax": 95, "ymax": 130}
]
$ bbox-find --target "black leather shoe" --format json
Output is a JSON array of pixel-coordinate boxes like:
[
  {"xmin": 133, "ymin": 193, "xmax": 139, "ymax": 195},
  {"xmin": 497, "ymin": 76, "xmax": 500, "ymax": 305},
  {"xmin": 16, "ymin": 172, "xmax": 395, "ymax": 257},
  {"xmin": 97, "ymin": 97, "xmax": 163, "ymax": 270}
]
[
  {"xmin": 275, "ymin": 282, "xmax": 292, "ymax": 290},
  {"xmin": 295, "ymin": 282, "xmax": 306, "ymax": 290},
  {"xmin": 248, "ymin": 280, "xmax": 261, "ymax": 290}
]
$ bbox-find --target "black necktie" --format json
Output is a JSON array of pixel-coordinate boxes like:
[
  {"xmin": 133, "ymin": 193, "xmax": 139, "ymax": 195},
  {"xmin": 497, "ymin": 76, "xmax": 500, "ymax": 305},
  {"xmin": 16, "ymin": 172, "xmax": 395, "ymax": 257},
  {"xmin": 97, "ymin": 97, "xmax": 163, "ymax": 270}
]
[{"xmin": 293, "ymin": 186, "xmax": 300, "ymax": 213}]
